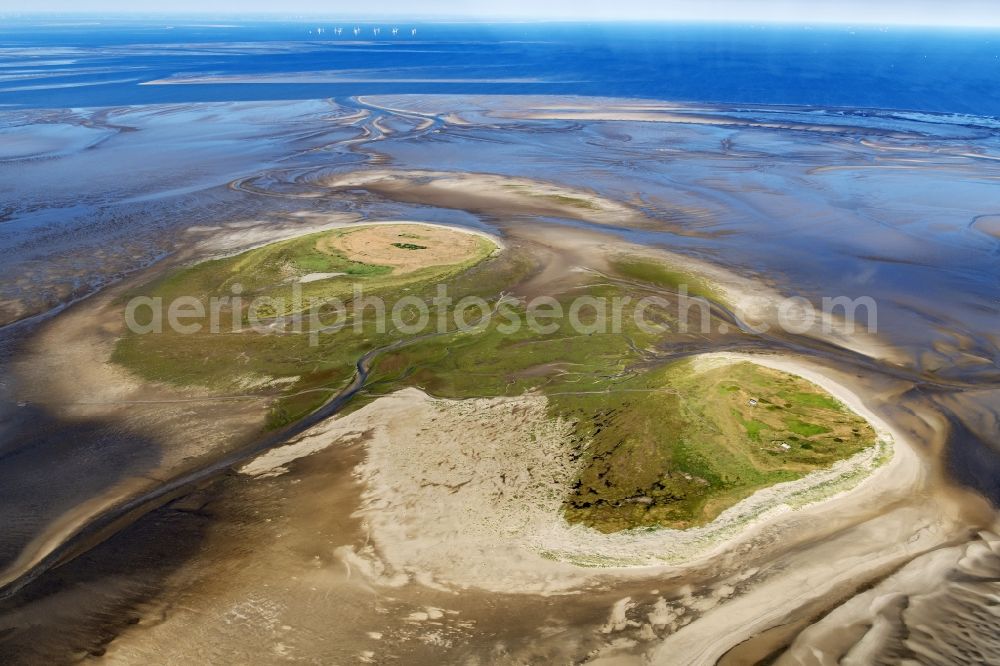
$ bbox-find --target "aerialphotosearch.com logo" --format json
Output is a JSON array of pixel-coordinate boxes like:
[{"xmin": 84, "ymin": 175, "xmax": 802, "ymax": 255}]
[{"xmin": 123, "ymin": 281, "xmax": 878, "ymax": 345}]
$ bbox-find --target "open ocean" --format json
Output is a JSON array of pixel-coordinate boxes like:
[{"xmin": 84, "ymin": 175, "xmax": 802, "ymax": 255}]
[{"xmin": 2, "ymin": 18, "xmax": 1000, "ymax": 115}]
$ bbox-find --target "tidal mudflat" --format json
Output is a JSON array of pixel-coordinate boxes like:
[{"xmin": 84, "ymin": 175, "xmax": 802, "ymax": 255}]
[{"xmin": 1, "ymin": 94, "xmax": 999, "ymax": 665}]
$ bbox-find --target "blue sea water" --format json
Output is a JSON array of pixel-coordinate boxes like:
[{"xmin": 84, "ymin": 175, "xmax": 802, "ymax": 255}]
[{"xmin": 2, "ymin": 17, "xmax": 1000, "ymax": 115}]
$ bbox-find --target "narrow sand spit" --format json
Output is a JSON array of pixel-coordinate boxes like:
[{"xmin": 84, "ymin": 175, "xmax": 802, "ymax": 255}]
[
  {"xmin": 359, "ymin": 95, "xmax": 920, "ymax": 138},
  {"xmin": 608, "ymin": 245, "xmax": 904, "ymax": 364},
  {"xmin": 499, "ymin": 220, "xmax": 904, "ymax": 364},
  {"xmin": 240, "ymin": 353, "xmax": 923, "ymax": 595},
  {"xmin": 317, "ymin": 169, "xmax": 654, "ymax": 229},
  {"xmin": 493, "ymin": 108, "xmax": 887, "ymax": 135}
]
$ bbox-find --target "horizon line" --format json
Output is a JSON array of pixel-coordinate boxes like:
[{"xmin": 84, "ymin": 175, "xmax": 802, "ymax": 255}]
[{"xmin": 4, "ymin": 11, "xmax": 1000, "ymax": 30}]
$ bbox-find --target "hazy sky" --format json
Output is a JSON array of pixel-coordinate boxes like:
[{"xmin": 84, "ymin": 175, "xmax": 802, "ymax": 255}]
[{"xmin": 14, "ymin": 0, "xmax": 1000, "ymax": 28}]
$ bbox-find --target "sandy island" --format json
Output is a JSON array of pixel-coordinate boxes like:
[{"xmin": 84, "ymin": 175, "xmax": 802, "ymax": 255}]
[{"xmin": 240, "ymin": 352, "xmax": 919, "ymax": 595}]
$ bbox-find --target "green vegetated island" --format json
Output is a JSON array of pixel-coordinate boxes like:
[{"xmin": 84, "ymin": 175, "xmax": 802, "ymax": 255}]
[{"xmin": 114, "ymin": 223, "xmax": 878, "ymax": 532}]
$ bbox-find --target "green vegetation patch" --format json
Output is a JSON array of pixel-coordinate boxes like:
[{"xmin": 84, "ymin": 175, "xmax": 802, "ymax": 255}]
[
  {"xmin": 610, "ymin": 257, "xmax": 721, "ymax": 302},
  {"xmin": 561, "ymin": 360, "xmax": 877, "ymax": 532},
  {"xmin": 500, "ymin": 183, "xmax": 598, "ymax": 210},
  {"xmin": 364, "ymin": 282, "xmax": 657, "ymax": 400},
  {"xmin": 541, "ymin": 194, "xmax": 598, "ymax": 210},
  {"xmin": 391, "ymin": 242, "xmax": 427, "ymax": 250}
]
